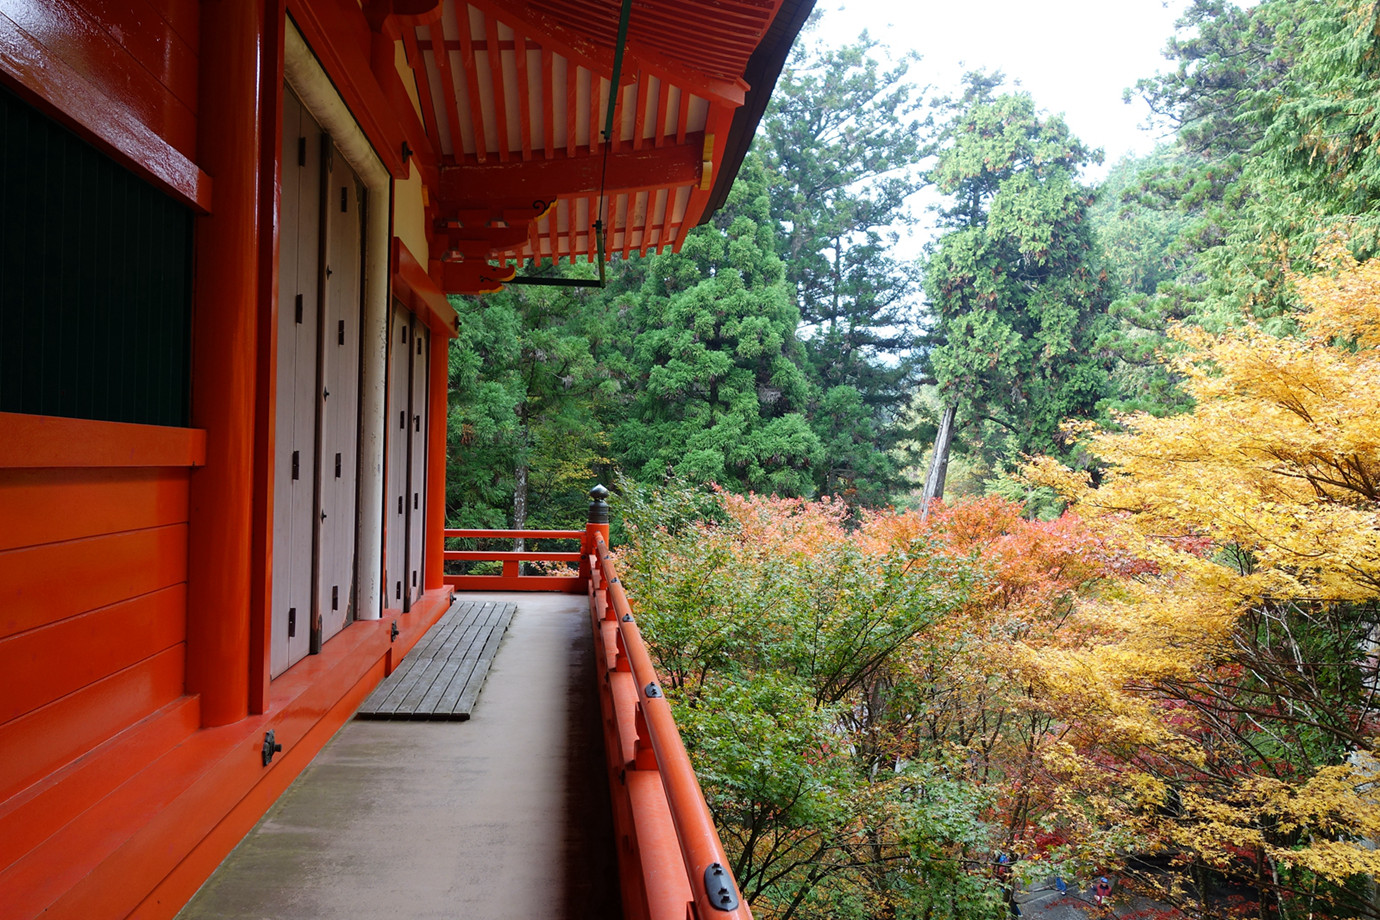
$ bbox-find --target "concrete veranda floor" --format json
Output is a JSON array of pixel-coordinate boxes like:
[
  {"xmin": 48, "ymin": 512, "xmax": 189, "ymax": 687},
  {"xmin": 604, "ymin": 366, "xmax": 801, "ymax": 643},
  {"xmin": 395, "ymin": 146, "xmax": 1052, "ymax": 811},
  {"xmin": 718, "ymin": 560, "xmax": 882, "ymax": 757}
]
[{"xmin": 177, "ymin": 592, "xmax": 620, "ymax": 920}]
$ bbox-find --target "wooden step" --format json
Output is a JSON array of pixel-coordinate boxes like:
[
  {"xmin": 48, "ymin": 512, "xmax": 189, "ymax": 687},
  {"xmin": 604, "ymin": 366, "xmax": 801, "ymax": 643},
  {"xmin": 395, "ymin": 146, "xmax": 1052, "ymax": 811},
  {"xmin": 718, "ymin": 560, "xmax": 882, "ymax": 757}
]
[{"xmin": 355, "ymin": 601, "xmax": 516, "ymax": 720}]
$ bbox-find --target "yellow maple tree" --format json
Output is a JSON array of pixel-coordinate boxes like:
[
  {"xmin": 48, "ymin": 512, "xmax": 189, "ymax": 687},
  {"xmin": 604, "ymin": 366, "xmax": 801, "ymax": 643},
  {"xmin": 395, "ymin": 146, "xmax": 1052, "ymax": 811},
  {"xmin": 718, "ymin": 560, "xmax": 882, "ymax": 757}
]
[{"xmin": 1025, "ymin": 237, "xmax": 1380, "ymax": 904}]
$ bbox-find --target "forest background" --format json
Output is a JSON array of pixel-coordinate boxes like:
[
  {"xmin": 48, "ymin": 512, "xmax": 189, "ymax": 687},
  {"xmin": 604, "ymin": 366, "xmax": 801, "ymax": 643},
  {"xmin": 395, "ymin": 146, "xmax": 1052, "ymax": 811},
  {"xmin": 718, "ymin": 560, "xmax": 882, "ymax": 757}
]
[{"xmin": 445, "ymin": 1, "xmax": 1380, "ymax": 918}]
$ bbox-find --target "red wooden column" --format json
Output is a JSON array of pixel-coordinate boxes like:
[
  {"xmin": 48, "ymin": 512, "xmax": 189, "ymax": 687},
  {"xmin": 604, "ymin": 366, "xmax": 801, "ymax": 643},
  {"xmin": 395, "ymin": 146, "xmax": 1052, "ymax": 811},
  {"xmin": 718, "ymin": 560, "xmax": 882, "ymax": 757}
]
[
  {"xmin": 251, "ymin": 1, "xmax": 287, "ymax": 715},
  {"xmin": 424, "ymin": 323, "xmax": 449, "ymax": 591},
  {"xmin": 185, "ymin": 0, "xmax": 271, "ymax": 727}
]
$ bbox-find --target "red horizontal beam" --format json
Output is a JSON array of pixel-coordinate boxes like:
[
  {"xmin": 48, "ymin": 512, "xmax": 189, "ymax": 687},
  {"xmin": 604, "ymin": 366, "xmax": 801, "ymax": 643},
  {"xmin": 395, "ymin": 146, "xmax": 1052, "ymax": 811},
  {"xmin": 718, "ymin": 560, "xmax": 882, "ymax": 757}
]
[
  {"xmin": 443, "ymin": 551, "xmax": 582, "ymax": 562},
  {"xmin": 0, "ymin": 10, "xmax": 211, "ymax": 211},
  {"xmin": 0, "ymin": 413, "xmax": 206, "ymax": 469},
  {"xmin": 443, "ymin": 574, "xmax": 584, "ymax": 593},
  {"xmin": 445, "ymin": 529, "xmax": 585, "ymax": 540},
  {"xmin": 392, "ymin": 238, "xmax": 458, "ymax": 337},
  {"xmin": 438, "ymin": 136, "xmax": 702, "ymax": 204}
]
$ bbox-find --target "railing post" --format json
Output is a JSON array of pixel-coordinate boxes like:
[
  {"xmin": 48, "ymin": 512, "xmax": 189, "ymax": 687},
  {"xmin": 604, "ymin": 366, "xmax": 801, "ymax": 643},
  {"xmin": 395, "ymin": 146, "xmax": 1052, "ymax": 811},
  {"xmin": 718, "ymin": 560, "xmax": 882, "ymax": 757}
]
[{"xmin": 582, "ymin": 483, "xmax": 610, "ymax": 587}]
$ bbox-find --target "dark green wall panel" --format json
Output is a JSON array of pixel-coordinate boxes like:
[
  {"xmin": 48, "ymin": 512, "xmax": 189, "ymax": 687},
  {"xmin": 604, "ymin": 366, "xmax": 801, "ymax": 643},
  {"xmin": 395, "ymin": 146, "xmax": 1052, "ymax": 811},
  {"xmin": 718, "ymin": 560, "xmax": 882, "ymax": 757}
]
[{"xmin": 1, "ymin": 85, "xmax": 192, "ymax": 427}]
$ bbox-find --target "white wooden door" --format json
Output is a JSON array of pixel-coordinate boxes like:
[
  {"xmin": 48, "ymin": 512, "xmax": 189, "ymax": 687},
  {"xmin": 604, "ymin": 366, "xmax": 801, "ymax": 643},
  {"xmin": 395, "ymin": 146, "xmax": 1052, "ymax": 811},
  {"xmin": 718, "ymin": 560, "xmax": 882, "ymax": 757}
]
[
  {"xmin": 271, "ymin": 90, "xmax": 322, "ymax": 677},
  {"xmin": 315, "ymin": 150, "xmax": 365, "ymax": 645},
  {"xmin": 383, "ymin": 302, "xmax": 411, "ymax": 610},
  {"xmin": 406, "ymin": 322, "xmax": 429, "ymax": 606}
]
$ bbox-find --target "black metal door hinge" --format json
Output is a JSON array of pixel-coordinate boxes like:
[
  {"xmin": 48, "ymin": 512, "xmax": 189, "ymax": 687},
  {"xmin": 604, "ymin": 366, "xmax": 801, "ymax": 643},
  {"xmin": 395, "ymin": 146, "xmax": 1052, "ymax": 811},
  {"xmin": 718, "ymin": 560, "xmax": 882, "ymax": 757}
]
[{"xmin": 262, "ymin": 729, "xmax": 283, "ymax": 766}]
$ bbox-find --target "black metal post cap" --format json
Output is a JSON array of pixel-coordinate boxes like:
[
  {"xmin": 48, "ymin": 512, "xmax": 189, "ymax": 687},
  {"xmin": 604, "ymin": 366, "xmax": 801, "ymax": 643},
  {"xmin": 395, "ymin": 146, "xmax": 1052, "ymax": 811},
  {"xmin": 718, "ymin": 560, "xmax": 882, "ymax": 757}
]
[{"xmin": 588, "ymin": 483, "xmax": 610, "ymax": 524}]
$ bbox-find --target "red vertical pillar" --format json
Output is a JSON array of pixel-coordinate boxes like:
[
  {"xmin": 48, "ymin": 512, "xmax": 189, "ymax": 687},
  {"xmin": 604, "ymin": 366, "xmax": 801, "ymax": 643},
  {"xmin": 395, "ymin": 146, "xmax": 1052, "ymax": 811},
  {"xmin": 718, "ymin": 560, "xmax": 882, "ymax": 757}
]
[
  {"xmin": 185, "ymin": 0, "xmax": 269, "ymax": 727},
  {"xmin": 250, "ymin": 2, "xmax": 286, "ymax": 715},
  {"xmin": 424, "ymin": 325, "xmax": 449, "ymax": 591}
]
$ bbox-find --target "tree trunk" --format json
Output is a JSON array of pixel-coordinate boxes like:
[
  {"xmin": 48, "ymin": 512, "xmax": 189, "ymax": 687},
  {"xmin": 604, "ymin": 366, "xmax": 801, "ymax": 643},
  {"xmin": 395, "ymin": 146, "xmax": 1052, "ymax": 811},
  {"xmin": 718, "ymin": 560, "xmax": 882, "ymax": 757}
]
[
  {"xmin": 921, "ymin": 403, "xmax": 956, "ymax": 518},
  {"xmin": 512, "ymin": 394, "xmax": 530, "ymax": 572},
  {"xmin": 513, "ymin": 456, "xmax": 528, "ymax": 574}
]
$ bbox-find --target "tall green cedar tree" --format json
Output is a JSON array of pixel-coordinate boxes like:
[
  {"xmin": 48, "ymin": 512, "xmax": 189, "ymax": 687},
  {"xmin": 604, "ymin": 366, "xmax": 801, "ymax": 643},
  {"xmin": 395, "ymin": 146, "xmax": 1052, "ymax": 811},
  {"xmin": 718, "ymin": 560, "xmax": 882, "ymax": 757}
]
[
  {"xmin": 447, "ymin": 272, "xmax": 619, "ymax": 536},
  {"xmin": 760, "ymin": 28, "xmax": 927, "ymax": 503},
  {"xmin": 1083, "ymin": 0, "xmax": 1380, "ymax": 422},
  {"xmin": 1088, "ymin": 148, "xmax": 1195, "ymax": 418},
  {"xmin": 613, "ymin": 155, "xmax": 822, "ymax": 496},
  {"xmin": 1129, "ymin": 0, "xmax": 1380, "ymax": 327},
  {"xmin": 921, "ymin": 74, "xmax": 1113, "ymax": 498}
]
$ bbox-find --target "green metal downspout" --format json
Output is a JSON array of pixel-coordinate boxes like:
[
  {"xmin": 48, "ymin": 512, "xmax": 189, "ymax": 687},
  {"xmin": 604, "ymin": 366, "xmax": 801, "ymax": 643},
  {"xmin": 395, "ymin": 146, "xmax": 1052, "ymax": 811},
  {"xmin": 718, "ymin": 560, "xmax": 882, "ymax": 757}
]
[
  {"xmin": 594, "ymin": 0, "xmax": 633, "ymax": 287},
  {"xmin": 511, "ymin": 0, "xmax": 632, "ymax": 290}
]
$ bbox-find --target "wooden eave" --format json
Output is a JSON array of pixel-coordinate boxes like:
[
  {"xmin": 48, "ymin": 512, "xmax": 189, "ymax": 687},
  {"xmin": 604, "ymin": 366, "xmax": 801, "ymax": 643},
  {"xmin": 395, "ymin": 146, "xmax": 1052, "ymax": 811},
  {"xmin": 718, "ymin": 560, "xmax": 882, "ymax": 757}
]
[{"xmin": 374, "ymin": 0, "xmax": 809, "ymax": 294}]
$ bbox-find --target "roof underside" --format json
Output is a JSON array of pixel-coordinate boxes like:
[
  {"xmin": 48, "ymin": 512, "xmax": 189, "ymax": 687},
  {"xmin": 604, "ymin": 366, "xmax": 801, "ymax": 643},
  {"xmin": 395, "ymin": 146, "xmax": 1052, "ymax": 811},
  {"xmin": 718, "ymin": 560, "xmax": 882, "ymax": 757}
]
[{"xmin": 394, "ymin": 0, "xmax": 808, "ymax": 287}]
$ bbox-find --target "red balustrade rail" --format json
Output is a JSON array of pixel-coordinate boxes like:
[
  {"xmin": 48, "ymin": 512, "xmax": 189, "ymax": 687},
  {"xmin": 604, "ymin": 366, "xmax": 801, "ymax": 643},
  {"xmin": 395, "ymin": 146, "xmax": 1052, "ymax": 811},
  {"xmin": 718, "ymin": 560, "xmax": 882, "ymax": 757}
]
[
  {"xmin": 442, "ymin": 527, "xmax": 588, "ymax": 592},
  {"xmin": 589, "ymin": 532, "xmax": 753, "ymax": 920},
  {"xmin": 444, "ymin": 485, "xmax": 752, "ymax": 919}
]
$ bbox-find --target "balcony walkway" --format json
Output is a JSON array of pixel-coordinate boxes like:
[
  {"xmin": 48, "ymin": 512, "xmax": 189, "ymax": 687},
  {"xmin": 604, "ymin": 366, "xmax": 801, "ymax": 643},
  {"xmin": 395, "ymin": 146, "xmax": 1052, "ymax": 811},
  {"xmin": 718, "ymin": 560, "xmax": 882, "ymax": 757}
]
[{"xmin": 177, "ymin": 592, "xmax": 621, "ymax": 920}]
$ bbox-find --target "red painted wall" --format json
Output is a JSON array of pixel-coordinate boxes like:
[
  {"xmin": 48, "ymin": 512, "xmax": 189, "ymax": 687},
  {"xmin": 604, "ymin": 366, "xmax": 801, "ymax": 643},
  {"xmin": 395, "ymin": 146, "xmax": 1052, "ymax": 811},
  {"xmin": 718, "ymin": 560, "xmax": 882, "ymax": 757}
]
[
  {"xmin": 0, "ymin": 458, "xmax": 197, "ymax": 802},
  {"xmin": 0, "ymin": 417, "xmax": 204, "ymax": 908}
]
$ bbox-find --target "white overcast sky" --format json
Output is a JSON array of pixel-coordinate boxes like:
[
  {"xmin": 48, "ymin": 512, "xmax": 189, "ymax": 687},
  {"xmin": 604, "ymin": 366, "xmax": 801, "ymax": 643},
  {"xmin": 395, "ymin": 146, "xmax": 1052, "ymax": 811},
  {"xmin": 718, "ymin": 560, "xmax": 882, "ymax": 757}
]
[
  {"xmin": 815, "ymin": 0, "xmax": 1191, "ymax": 167},
  {"xmin": 808, "ymin": 0, "xmax": 1193, "ymax": 253}
]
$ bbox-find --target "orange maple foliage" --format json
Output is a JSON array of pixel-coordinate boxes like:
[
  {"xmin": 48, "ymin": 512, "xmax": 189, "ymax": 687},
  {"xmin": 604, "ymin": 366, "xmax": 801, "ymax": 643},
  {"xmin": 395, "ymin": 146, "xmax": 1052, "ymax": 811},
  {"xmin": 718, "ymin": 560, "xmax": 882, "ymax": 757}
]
[{"xmin": 619, "ymin": 485, "xmax": 1115, "ymax": 912}]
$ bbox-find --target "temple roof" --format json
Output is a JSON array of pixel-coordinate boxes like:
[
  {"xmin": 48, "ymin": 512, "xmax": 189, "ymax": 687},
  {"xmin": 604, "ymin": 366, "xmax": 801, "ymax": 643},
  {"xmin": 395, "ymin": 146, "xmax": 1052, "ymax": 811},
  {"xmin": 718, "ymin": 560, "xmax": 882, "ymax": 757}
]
[{"xmin": 386, "ymin": 0, "xmax": 812, "ymax": 289}]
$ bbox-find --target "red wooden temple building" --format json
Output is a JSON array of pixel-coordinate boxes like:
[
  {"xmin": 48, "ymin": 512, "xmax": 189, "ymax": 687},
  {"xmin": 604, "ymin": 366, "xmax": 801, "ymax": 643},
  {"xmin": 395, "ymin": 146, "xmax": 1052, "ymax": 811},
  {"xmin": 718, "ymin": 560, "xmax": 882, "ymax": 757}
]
[{"xmin": 0, "ymin": 1, "xmax": 810, "ymax": 916}]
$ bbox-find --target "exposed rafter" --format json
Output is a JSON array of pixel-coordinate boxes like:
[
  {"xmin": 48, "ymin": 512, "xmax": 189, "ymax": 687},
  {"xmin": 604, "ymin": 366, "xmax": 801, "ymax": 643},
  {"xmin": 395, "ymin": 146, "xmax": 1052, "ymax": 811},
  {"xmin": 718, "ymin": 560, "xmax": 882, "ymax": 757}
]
[
  {"xmin": 438, "ymin": 135, "xmax": 702, "ymax": 203},
  {"xmin": 466, "ymin": 0, "xmax": 746, "ymax": 107},
  {"xmin": 398, "ymin": 0, "xmax": 793, "ymax": 294}
]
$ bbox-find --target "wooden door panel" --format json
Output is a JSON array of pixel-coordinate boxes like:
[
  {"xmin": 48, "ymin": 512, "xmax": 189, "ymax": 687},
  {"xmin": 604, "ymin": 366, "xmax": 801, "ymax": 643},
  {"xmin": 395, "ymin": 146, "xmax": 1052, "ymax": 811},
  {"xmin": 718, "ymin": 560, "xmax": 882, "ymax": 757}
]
[
  {"xmin": 271, "ymin": 90, "xmax": 321, "ymax": 677},
  {"xmin": 383, "ymin": 303, "xmax": 411, "ymax": 610},
  {"xmin": 316, "ymin": 151, "xmax": 365, "ymax": 644},
  {"xmin": 406, "ymin": 323, "xmax": 429, "ymax": 606}
]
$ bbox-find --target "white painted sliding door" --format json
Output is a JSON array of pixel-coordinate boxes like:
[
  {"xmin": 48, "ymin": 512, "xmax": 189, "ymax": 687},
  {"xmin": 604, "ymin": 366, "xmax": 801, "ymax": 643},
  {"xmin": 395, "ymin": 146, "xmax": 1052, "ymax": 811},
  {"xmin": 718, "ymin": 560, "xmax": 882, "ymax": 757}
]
[
  {"xmin": 315, "ymin": 147, "xmax": 365, "ymax": 647},
  {"xmin": 384, "ymin": 303, "xmax": 430, "ymax": 611},
  {"xmin": 272, "ymin": 90, "xmax": 323, "ymax": 677},
  {"xmin": 272, "ymin": 88, "xmax": 367, "ymax": 676},
  {"xmin": 407, "ymin": 323, "xmax": 429, "ymax": 607}
]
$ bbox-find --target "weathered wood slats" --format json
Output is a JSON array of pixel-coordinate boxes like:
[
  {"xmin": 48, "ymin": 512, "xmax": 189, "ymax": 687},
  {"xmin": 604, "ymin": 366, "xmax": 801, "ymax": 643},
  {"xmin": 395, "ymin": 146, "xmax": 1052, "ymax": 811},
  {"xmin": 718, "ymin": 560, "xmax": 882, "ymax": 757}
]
[{"xmin": 356, "ymin": 600, "xmax": 516, "ymax": 720}]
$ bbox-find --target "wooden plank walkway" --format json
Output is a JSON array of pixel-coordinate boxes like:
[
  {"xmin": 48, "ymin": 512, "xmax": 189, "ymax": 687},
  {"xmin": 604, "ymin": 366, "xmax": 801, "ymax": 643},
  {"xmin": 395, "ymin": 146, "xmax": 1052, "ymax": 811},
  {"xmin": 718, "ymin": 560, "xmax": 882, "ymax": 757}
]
[{"xmin": 356, "ymin": 599, "xmax": 517, "ymax": 720}]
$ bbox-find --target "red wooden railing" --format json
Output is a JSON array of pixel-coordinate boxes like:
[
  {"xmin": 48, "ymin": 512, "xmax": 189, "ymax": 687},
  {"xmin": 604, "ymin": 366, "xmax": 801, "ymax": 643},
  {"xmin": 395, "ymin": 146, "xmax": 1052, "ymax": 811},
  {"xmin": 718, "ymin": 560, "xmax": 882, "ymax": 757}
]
[
  {"xmin": 588, "ymin": 533, "xmax": 752, "ymax": 920},
  {"xmin": 447, "ymin": 486, "xmax": 752, "ymax": 920},
  {"xmin": 442, "ymin": 527, "xmax": 588, "ymax": 592}
]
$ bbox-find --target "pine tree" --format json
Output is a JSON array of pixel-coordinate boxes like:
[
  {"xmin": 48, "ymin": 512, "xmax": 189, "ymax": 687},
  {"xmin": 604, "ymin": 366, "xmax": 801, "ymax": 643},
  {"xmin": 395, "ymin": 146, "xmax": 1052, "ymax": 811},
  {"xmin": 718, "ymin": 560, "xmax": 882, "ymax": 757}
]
[
  {"xmin": 920, "ymin": 74, "xmax": 1113, "ymax": 502},
  {"xmin": 613, "ymin": 155, "xmax": 822, "ymax": 495},
  {"xmin": 758, "ymin": 28, "xmax": 927, "ymax": 501},
  {"xmin": 1088, "ymin": 148, "xmax": 1195, "ymax": 418}
]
